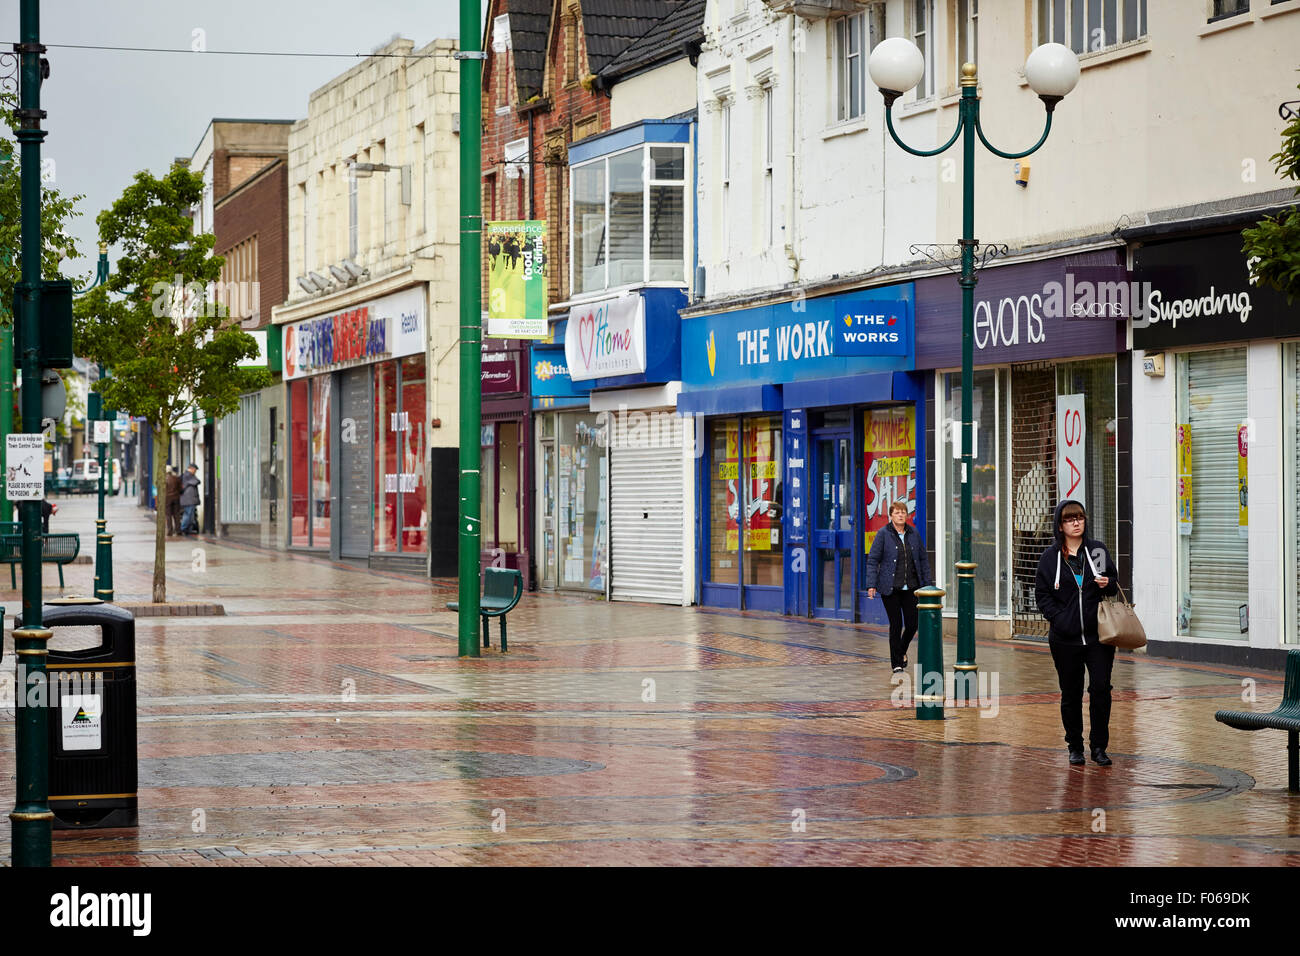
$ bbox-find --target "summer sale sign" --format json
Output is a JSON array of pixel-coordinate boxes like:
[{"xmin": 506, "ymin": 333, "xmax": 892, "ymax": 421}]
[
  {"xmin": 564, "ymin": 293, "xmax": 646, "ymax": 381},
  {"xmin": 862, "ymin": 406, "xmax": 916, "ymax": 554}
]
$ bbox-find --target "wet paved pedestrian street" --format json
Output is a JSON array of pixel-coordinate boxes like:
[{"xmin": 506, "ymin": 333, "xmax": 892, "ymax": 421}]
[{"xmin": 2, "ymin": 495, "xmax": 1298, "ymax": 866}]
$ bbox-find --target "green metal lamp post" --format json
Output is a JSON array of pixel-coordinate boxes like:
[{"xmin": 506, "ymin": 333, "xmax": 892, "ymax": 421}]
[
  {"xmin": 455, "ymin": 0, "xmax": 484, "ymax": 657},
  {"xmin": 72, "ymin": 248, "xmax": 114, "ymax": 602},
  {"xmin": 10, "ymin": 0, "xmax": 52, "ymax": 867},
  {"xmin": 869, "ymin": 40, "xmax": 1080, "ymax": 700}
]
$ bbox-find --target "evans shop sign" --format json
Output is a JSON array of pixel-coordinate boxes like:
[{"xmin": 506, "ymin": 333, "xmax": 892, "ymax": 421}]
[
  {"xmin": 282, "ymin": 287, "xmax": 425, "ymax": 380},
  {"xmin": 681, "ymin": 286, "xmax": 914, "ymax": 388},
  {"xmin": 914, "ymin": 252, "xmax": 1125, "ymax": 368}
]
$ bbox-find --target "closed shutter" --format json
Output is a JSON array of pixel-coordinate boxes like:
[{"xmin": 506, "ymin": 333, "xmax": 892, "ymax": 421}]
[
  {"xmin": 1178, "ymin": 348, "xmax": 1248, "ymax": 640},
  {"xmin": 218, "ymin": 393, "xmax": 260, "ymax": 524},
  {"xmin": 1291, "ymin": 343, "xmax": 1300, "ymax": 644},
  {"xmin": 1010, "ymin": 364, "xmax": 1057, "ymax": 639},
  {"xmin": 610, "ymin": 410, "xmax": 685, "ymax": 604}
]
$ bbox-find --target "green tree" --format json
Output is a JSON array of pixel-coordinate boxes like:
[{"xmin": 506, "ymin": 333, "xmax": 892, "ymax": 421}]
[
  {"xmin": 0, "ymin": 92, "xmax": 83, "ymax": 309},
  {"xmin": 1243, "ymin": 79, "xmax": 1300, "ymax": 301},
  {"xmin": 75, "ymin": 165, "xmax": 270, "ymax": 602}
]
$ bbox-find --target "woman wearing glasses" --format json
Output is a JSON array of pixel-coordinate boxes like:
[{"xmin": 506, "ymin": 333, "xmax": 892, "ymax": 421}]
[{"xmin": 1034, "ymin": 499, "xmax": 1120, "ymax": 767}]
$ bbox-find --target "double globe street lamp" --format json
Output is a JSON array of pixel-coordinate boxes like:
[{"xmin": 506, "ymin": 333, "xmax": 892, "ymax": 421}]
[{"xmin": 868, "ymin": 39, "xmax": 1080, "ymax": 699}]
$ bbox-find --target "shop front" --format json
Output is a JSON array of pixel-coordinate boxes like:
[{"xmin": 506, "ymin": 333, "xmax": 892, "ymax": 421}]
[
  {"xmin": 915, "ymin": 250, "xmax": 1128, "ymax": 640},
  {"xmin": 481, "ymin": 340, "xmax": 531, "ymax": 585},
  {"xmin": 530, "ymin": 331, "xmax": 607, "ymax": 595},
  {"xmin": 678, "ymin": 284, "xmax": 918, "ymax": 622},
  {"xmin": 1129, "ymin": 225, "xmax": 1300, "ymax": 663},
  {"xmin": 282, "ymin": 286, "xmax": 430, "ymax": 571},
  {"xmin": 567, "ymin": 288, "xmax": 693, "ymax": 606}
]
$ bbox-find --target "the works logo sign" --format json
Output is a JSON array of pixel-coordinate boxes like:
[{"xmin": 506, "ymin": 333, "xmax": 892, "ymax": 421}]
[{"xmin": 50, "ymin": 886, "xmax": 151, "ymax": 936}]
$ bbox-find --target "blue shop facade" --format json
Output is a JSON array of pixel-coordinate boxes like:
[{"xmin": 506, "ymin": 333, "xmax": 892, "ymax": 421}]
[{"xmin": 678, "ymin": 283, "xmax": 925, "ymax": 624}]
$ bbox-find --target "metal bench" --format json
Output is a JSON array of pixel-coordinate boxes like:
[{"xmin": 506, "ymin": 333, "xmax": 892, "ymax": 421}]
[
  {"xmin": 0, "ymin": 530, "xmax": 82, "ymax": 588},
  {"xmin": 1215, "ymin": 648, "xmax": 1300, "ymax": 793},
  {"xmin": 446, "ymin": 567, "xmax": 524, "ymax": 652}
]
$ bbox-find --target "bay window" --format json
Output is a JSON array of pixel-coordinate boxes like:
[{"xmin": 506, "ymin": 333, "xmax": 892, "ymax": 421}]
[{"xmin": 570, "ymin": 143, "xmax": 688, "ymax": 296}]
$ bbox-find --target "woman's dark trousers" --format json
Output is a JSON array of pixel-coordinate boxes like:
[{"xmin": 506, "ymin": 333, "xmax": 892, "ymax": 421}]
[
  {"xmin": 882, "ymin": 589, "xmax": 919, "ymax": 670},
  {"xmin": 1049, "ymin": 640, "xmax": 1116, "ymax": 751}
]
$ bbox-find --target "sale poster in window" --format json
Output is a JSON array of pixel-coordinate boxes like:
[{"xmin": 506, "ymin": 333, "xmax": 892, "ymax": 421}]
[
  {"xmin": 862, "ymin": 406, "xmax": 916, "ymax": 553},
  {"xmin": 1237, "ymin": 423, "xmax": 1248, "ymax": 537},
  {"xmin": 1176, "ymin": 424, "xmax": 1193, "ymax": 536},
  {"xmin": 745, "ymin": 420, "xmax": 778, "ymax": 551},
  {"xmin": 719, "ymin": 421, "xmax": 740, "ymax": 551}
]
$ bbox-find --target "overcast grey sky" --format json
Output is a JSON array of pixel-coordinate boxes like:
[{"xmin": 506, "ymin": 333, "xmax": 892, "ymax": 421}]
[{"xmin": 5, "ymin": 0, "xmax": 476, "ymax": 282}]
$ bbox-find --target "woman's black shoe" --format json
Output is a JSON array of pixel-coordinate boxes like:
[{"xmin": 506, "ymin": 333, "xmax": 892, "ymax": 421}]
[
  {"xmin": 1091, "ymin": 748, "xmax": 1112, "ymax": 766},
  {"xmin": 1068, "ymin": 749, "xmax": 1085, "ymax": 765}
]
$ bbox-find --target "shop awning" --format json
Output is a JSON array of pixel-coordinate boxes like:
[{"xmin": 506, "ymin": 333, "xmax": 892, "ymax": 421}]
[
  {"xmin": 781, "ymin": 372, "xmax": 895, "ymax": 410},
  {"xmin": 676, "ymin": 384, "xmax": 782, "ymax": 416}
]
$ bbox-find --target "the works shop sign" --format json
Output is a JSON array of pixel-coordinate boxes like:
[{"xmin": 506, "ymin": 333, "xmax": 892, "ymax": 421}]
[
  {"xmin": 681, "ymin": 285, "xmax": 914, "ymax": 388},
  {"xmin": 1132, "ymin": 231, "xmax": 1300, "ymax": 350},
  {"xmin": 914, "ymin": 251, "xmax": 1125, "ymax": 369}
]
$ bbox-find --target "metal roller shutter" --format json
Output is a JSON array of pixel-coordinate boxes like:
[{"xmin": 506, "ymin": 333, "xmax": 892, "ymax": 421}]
[
  {"xmin": 610, "ymin": 410, "xmax": 685, "ymax": 604},
  {"xmin": 1290, "ymin": 343, "xmax": 1300, "ymax": 644},
  {"xmin": 1179, "ymin": 348, "xmax": 1248, "ymax": 640}
]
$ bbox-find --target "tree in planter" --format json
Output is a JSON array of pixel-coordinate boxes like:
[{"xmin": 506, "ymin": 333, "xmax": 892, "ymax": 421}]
[
  {"xmin": 1243, "ymin": 77, "xmax": 1300, "ymax": 301},
  {"xmin": 75, "ymin": 165, "xmax": 270, "ymax": 602}
]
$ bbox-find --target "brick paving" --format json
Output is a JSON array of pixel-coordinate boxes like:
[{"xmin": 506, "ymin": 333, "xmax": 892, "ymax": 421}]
[{"xmin": 1, "ymin": 494, "xmax": 1297, "ymax": 866}]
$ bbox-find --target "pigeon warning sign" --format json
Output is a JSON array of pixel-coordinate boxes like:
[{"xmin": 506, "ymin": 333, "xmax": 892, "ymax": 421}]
[{"xmin": 6, "ymin": 433, "xmax": 44, "ymax": 501}]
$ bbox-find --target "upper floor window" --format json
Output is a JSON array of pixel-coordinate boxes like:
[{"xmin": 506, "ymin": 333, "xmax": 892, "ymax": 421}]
[
  {"xmin": 1037, "ymin": 0, "xmax": 1148, "ymax": 54},
  {"xmin": 571, "ymin": 144, "xmax": 688, "ymax": 297},
  {"xmin": 910, "ymin": 0, "xmax": 935, "ymax": 100},
  {"xmin": 1210, "ymin": 0, "xmax": 1249, "ymax": 22},
  {"xmin": 834, "ymin": 5, "xmax": 886, "ymax": 122},
  {"xmin": 957, "ymin": 0, "xmax": 978, "ymax": 68}
]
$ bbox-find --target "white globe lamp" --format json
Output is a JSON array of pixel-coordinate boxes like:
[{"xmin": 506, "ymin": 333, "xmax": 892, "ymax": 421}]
[
  {"xmin": 1023, "ymin": 43, "xmax": 1080, "ymax": 109},
  {"xmin": 868, "ymin": 37, "xmax": 926, "ymax": 105}
]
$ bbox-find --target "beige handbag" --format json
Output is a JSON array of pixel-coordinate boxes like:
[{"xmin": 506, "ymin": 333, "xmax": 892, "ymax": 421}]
[{"xmin": 1098, "ymin": 583, "xmax": 1147, "ymax": 649}]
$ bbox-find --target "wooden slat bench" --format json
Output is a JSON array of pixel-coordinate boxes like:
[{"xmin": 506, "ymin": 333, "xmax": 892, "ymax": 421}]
[
  {"xmin": 447, "ymin": 567, "xmax": 523, "ymax": 653},
  {"xmin": 1215, "ymin": 648, "xmax": 1300, "ymax": 793}
]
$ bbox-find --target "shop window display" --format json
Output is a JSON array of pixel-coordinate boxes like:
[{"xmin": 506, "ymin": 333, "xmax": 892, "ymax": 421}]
[
  {"xmin": 709, "ymin": 419, "xmax": 740, "ymax": 585},
  {"xmin": 557, "ymin": 413, "xmax": 608, "ymax": 592},
  {"xmin": 290, "ymin": 378, "xmax": 310, "ymax": 547},
  {"xmin": 743, "ymin": 417, "xmax": 783, "ymax": 587}
]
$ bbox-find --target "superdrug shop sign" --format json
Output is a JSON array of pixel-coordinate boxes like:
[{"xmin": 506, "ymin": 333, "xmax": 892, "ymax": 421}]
[{"xmin": 1132, "ymin": 230, "xmax": 1300, "ymax": 350}]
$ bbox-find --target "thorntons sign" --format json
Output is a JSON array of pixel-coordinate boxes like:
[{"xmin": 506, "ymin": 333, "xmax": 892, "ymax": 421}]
[
  {"xmin": 1132, "ymin": 231, "xmax": 1296, "ymax": 350},
  {"xmin": 914, "ymin": 252, "xmax": 1125, "ymax": 369}
]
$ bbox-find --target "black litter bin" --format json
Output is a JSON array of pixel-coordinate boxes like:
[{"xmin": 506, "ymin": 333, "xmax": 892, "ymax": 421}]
[{"xmin": 43, "ymin": 600, "xmax": 138, "ymax": 828}]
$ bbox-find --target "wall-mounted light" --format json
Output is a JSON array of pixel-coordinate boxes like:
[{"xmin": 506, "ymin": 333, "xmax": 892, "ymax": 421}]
[{"xmin": 341, "ymin": 258, "xmax": 369, "ymax": 281}]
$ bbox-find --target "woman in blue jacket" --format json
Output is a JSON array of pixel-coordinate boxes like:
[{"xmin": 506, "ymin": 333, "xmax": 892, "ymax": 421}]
[{"xmin": 864, "ymin": 500, "xmax": 934, "ymax": 673}]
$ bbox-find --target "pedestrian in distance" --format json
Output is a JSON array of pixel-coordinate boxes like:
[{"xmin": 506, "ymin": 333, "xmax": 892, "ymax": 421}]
[
  {"xmin": 40, "ymin": 498, "xmax": 57, "ymax": 534},
  {"xmin": 864, "ymin": 500, "xmax": 934, "ymax": 673},
  {"xmin": 164, "ymin": 466, "xmax": 182, "ymax": 536},
  {"xmin": 179, "ymin": 463, "xmax": 201, "ymax": 536},
  {"xmin": 1034, "ymin": 499, "xmax": 1120, "ymax": 767}
]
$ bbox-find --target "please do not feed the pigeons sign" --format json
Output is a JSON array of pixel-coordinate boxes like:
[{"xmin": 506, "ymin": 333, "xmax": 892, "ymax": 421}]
[{"xmin": 6, "ymin": 433, "xmax": 45, "ymax": 501}]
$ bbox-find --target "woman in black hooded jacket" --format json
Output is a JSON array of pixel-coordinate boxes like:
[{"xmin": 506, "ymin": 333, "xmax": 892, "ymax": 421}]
[{"xmin": 1034, "ymin": 498, "xmax": 1120, "ymax": 767}]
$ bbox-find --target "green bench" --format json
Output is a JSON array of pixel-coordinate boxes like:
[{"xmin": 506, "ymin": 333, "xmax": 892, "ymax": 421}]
[
  {"xmin": 446, "ymin": 567, "xmax": 523, "ymax": 652},
  {"xmin": 0, "ymin": 524, "xmax": 82, "ymax": 588},
  {"xmin": 1215, "ymin": 648, "xmax": 1300, "ymax": 793}
]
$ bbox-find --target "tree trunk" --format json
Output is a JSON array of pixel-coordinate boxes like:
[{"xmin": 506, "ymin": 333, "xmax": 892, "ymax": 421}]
[{"xmin": 152, "ymin": 423, "xmax": 168, "ymax": 603}]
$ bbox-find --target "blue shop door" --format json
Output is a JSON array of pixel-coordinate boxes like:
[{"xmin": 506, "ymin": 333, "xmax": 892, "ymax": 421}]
[{"xmin": 813, "ymin": 431, "xmax": 853, "ymax": 620}]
